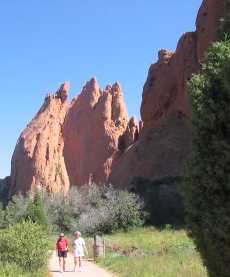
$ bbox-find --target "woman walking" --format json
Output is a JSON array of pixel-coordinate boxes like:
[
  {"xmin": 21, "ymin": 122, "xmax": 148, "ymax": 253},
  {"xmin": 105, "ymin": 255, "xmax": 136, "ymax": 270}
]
[
  {"xmin": 56, "ymin": 233, "xmax": 68, "ymax": 273},
  {"xmin": 73, "ymin": 231, "xmax": 88, "ymax": 272}
]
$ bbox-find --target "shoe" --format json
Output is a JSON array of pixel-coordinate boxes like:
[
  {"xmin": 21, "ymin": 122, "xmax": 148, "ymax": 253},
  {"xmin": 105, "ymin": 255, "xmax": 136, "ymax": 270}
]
[{"xmin": 79, "ymin": 267, "xmax": 83, "ymax": 272}]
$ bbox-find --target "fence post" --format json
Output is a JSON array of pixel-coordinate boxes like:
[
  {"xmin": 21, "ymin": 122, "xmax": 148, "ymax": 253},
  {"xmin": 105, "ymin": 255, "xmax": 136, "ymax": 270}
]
[{"xmin": 93, "ymin": 234, "xmax": 105, "ymax": 261}]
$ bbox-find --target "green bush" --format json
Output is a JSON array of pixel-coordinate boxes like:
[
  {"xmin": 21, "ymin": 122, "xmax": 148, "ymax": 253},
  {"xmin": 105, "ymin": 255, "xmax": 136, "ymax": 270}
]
[
  {"xmin": 1, "ymin": 193, "xmax": 30, "ymax": 228},
  {"xmin": 182, "ymin": 41, "xmax": 230, "ymax": 277},
  {"xmin": 1, "ymin": 184, "xmax": 143, "ymax": 235},
  {"xmin": 0, "ymin": 221, "xmax": 50, "ymax": 272},
  {"xmin": 43, "ymin": 184, "xmax": 143, "ymax": 235},
  {"xmin": 44, "ymin": 187, "xmax": 82, "ymax": 232},
  {"xmin": 26, "ymin": 193, "xmax": 49, "ymax": 231},
  {"xmin": 77, "ymin": 185, "xmax": 143, "ymax": 235}
]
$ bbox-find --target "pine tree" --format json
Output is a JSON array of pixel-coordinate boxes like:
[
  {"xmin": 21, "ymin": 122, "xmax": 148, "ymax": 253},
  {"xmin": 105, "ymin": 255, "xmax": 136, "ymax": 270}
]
[{"xmin": 183, "ymin": 40, "xmax": 230, "ymax": 277}]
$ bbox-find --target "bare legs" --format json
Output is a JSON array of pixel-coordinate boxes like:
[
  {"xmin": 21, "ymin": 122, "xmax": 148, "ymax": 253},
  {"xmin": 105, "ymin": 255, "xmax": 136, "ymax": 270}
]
[
  {"xmin": 79, "ymin": 257, "xmax": 82, "ymax": 269},
  {"xmin": 74, "ymin": 257, "xmax": 77, "ymax": 272},
  {"xmin": 59, "ymin": 257, "xmax": 66, "ymax": 272},
  {"xmin": 74, "ymin": 257, "xmax": 82, "ymax": 271},
  {"xmin": 63, "ymin": 257, "xmax": 66, "ymax": 272}
]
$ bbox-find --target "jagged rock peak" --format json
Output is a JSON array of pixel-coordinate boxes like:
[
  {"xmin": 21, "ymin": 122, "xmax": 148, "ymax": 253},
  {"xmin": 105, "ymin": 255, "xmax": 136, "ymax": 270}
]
[
  {"xmin": 56, "ymin": 81, "xmax": 70, "ymax": 102},
  {"xmin": 112, "ymin": 82, "xmax": 123, "ymax": 95},
  {"xmin": 44, "ymin": 81, "xmax": 70, "ymax": 104},
  {"xmin": 82, "ymin": 77, "xmax": 100, "ymax": 94},
  {"xmin": 158, "ymin": 49, "xmax": 174, "ymax": 64},
  {"xmin": 104, "ymin": 84, "xmax": 112, "ymax": 91}
]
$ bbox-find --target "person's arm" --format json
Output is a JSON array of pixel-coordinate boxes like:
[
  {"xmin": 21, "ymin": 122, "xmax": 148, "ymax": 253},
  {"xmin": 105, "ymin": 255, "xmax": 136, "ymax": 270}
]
[
  {"xmin": 56, "ymin": 241, "xmax": 59, "ymax": 255},
  {"xmin": 83, "ymin": 239, "xmax": 88, "ymax": 255},
  {"xmin": 65, "ymin": 239, "xmax": 68, "ymax": 251}
]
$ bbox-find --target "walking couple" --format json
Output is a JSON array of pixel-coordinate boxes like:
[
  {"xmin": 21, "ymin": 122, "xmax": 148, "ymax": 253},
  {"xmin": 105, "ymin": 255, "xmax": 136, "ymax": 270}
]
[{"xmin": 56, "ymin": 231, "xmax": 88, "ymax": 273}]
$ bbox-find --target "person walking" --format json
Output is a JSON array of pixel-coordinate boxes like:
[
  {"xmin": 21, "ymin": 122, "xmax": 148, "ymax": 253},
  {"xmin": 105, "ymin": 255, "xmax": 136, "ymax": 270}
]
[
  {"xmin": 73, "ymin": 231, "xmax": 88, "ymax": 272},
  {"xmin": 56, "ymin": 233, "xmax": 68, "ymax": 273}
]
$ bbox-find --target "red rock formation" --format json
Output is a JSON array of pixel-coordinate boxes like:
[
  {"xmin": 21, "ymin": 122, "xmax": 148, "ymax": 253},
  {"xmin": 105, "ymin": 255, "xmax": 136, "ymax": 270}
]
[
  {"xmin": 196, "ymin": 0, "xmax": 225, "ymax": 60},
  {"xmin": 118, "ymin": 117, "xmax": 139, "ymax": 152},
  {"xmin": 63, "ymin": 78, "xmax": 128, "ymax": 186},
  {"xmin": 10, "ymin": 82, "xmax": 70, "ymax": 194},
  {"xmin": 110, "ymin": 0, "xmax": 225, "ymax": 188},
  {"xmin": 9, "ymin": 0, "xmax": 225, "ymax": 193}
]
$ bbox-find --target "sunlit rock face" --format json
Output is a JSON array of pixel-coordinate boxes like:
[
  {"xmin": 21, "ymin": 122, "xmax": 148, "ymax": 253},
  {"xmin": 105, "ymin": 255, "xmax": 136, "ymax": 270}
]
[
  {"xmin": 10, "ymin": 82, "xmax": 70, "ymax": 194},
  {"xmin": 63, "ymin": 78, "xmax": 129, "ymax": 186},
  {"xmin": 109, "ymin": 0, "xmax": 225, "ymax": 188},
  {"xmin": 9, "ymin": 0, "xmax": 225, "ymax": 193}
]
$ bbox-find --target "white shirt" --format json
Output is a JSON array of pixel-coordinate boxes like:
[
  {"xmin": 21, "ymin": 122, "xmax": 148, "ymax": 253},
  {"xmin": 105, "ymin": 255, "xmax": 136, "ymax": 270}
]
[{"xmin": 73, "ymin": 237, "xmax": 85, "ymax": 257}]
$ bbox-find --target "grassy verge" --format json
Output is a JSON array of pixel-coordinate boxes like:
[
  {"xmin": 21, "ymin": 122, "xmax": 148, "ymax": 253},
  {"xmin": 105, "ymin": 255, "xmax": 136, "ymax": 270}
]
[
  {"xmin": 0, "ymin": 263, "xmax": 49, "ymax": 277},
  {"xmin": 98, "ymin": 227, "xmax": 207, "ymax": 277}
]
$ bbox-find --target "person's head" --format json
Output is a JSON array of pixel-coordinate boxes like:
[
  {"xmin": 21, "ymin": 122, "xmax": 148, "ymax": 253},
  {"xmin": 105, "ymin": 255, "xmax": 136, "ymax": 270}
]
[
  {"xmin": 59, "ymin": 233, "xmax": 65, "ymax": 239},
  {"xmin": 74, "ymin": 231, "xmax": 81, "ymax": 238}
]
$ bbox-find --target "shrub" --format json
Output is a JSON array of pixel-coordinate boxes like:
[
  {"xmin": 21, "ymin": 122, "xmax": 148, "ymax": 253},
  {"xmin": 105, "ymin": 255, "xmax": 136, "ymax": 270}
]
[
  {"xmin": 26, "ymin": 193, "xmax": 49, "ymax": 231},
  {"xmin": 182, "ymin": 41, "xmax": 230, "ymax": 277},
  {"xmin": 1, "ymin": 184, "xmax": 143, "ymax": 235},
  {"xmin": 0, "ymin": 221, "xmax": 50, "ymax": 272},
  {"xmin": 2, "ymin": 193, "xmax": 30, "ymax": 228},
  {"xmin": 77, "ymin": 185, "xmax": 143, "ymax": 235},
  {"xmin": 44, "ymin": 187, "xmax": 83, "ymax": 232}
]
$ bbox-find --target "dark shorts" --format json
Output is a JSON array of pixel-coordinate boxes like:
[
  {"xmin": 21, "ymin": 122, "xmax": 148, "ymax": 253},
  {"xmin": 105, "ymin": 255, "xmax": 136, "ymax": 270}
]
[{"xmin": 58, "ymin": 250, "xmax": 67, "ymax": 258}]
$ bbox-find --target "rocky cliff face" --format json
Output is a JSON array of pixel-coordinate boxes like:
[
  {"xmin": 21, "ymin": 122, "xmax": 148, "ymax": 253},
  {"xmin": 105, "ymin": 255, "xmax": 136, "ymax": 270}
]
[
  {"xmin": 110, "ymin": 0, "xmax": 225, "ymax": 188},
  {"xmin": 10, "ymin": 78, "xmax": 130, "ymax": 193},
  {"xmin": 63, "ymin": 78, "xmax": 129, "ymax": 186},
  {"xmin": 8, "ymin": 0, "xmax": 225, "ymax": 194},
  {"xmin": 10, "ymin": 83, "xmax": 70, "ymax": 194}
]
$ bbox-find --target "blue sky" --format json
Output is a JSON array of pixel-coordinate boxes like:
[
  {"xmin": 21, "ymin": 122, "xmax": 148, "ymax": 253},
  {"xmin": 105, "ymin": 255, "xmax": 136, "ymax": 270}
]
[{"xmin": 0, "ymin": 0, "xmax": 202, "ymax": 178}]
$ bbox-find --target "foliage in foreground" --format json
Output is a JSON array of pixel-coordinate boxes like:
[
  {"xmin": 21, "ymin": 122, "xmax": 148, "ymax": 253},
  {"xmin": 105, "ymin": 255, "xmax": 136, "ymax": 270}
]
[
  {"xmin": 182, "ymin": 40, "xmax": 230, "ymax": 277},
  {"xmin": 0, "ymin": 262, "xmax": 48, "ymax": 277},
  {"xmin": 0, "ymin": 221, "xmax": 50, "ymax": 272},
  {"xmin": 98, "ymin": 227, "xmax": 207, "ymax": 277}
]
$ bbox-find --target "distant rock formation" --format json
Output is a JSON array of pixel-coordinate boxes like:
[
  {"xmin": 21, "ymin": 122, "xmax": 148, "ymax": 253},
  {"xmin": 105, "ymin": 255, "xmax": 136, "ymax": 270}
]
[
  {"xmin": 63, "ymin": 78, "xmax": 129, "ymax": 186},
  {"xmin": 9, "ymin": 78, "xmax": 131, "ymax": 193},
  {"xmin": 109, "ymin": 0, "xmax": 225, "ymax": 188},
  {"xmin": 7, "ymin": 0, "xmax": 225, "ymax": 194},
  {"xmin": 10, "ymin": 82, "xmax": 70, "ymax": 194}
]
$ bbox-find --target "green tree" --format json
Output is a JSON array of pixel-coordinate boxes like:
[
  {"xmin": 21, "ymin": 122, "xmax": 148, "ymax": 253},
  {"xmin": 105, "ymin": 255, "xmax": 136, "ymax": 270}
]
[
  {"xmin": 26, "ymin": 193, "xmax": 49, "ymax": 231},
  {"xmin": 182, "ymin": 41, "xmax": 230, "ymax": 277}
]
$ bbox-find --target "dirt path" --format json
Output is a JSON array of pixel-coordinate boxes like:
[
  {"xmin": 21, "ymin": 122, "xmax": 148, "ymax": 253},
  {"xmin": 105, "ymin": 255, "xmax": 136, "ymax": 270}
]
[{"xmin": 49, "ymin": 251, "xmax": 114, "ymax": 277}]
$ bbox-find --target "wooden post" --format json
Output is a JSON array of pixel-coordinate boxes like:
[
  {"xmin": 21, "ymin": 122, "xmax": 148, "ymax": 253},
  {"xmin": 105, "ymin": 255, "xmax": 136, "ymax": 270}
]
[{"xmin": 93, "ymin": 234, "xmax": 105, "ymax": 261}]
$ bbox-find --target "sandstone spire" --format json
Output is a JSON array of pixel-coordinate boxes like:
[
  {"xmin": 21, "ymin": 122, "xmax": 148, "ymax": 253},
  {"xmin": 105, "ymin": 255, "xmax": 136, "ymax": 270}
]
[
  {"xmin": 63, "ymin": 79, "xmax": 128, "ymax": 186},
  {"xmin": 10, "ymin": 83, "xmax": 70, "ymax": 194}
]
